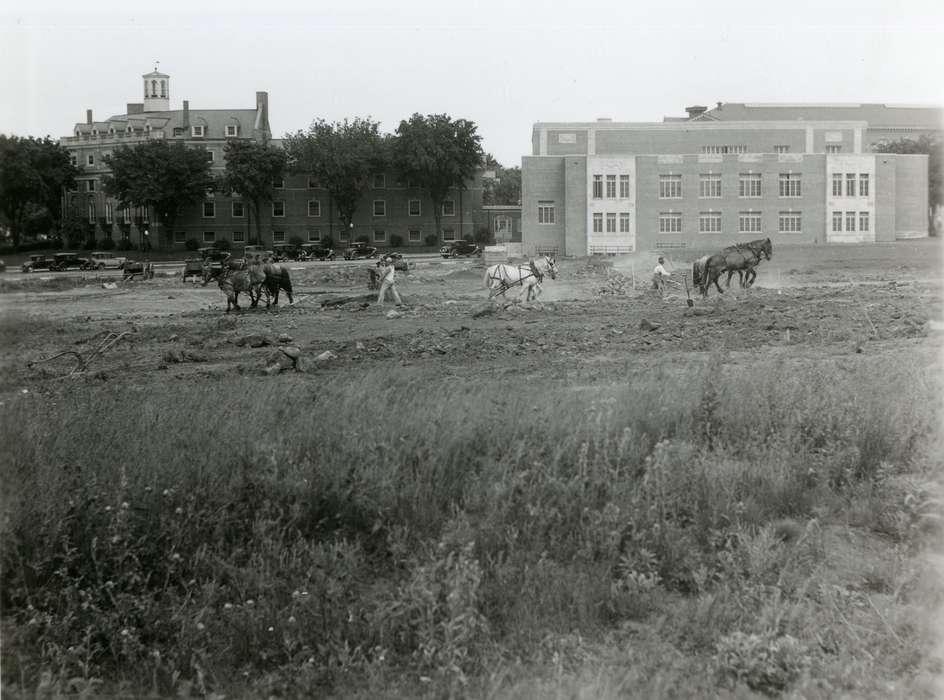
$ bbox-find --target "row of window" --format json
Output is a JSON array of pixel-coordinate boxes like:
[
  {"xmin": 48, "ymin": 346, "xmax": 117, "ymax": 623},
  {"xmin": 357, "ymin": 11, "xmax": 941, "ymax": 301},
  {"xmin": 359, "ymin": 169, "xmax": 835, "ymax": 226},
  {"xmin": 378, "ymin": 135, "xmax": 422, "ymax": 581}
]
[
  {"xmin": 86, "ymin": 203, "xmax": 148, "ymax": 225},
  {"xmin": 657, "ymin": 211, "xmax": 816, "ymax": 234},
  {"xmin": 699, "ymin": 145, "xmax": 844, "ymax": 154},
  {"xmin": 591, "ymin": 212, "xmax": 632, "ymax": 234},
  {"xmin": 658, "ymin": 173, "xmax": 803, "ymax": 199},
  {"xmin": 830, "ymin": 173, "xmax": 870, "ymax": 198},
  {"xmin": 174, "ymin": 228, "xmax": 461, "ymax": 245},
  {"xmin": 591, "ymin": 174, "xmax": 632, "ymax": 199},
  {"xmin": 831, "ymin": 211, "xmax": 872, "ymax": 233},
  {"xmin": 201, "ymin": 198, "xmax": 457, "ymax": 219}
]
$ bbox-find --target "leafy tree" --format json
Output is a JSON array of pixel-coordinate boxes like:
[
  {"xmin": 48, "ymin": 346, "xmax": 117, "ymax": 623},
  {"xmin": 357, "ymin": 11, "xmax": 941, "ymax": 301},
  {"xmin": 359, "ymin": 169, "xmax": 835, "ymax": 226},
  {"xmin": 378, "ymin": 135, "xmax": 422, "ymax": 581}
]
[
  {"xmin": 218, "ymin": 140, "xmax": 287, "ymax": 247},
  {"xmin": 873, "ymin": 135, "xmax": 943, "ymax": 230},
  {"xmin": 392, "ymin": 114, "xmax": 484, "ymax": 244},
  {"xmin": 483, "ymin": 166, "xmax": 521, "ymax": 206},
  {"xmin": 0, "ymin": 135, "xmax": 77, "ymax": 249},
  {"xmin": 103, "ymin": 141, "xmax": 214, "ymax": 248},
  {"xmin": 283, "ymin": 118, "xmax": 387, "ymax": 235}
]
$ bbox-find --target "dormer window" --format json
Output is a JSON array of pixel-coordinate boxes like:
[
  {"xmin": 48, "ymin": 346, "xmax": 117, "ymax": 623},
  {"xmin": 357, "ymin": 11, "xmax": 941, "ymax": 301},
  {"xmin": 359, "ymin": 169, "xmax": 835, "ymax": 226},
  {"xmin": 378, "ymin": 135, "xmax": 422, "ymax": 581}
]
[
  {"xmin": 225, "ymin": 125, "xmax": 238, "ymax": 137},
  {"xmin": 192, "ymin": 125, "xmax": 205, "ymax": 137},
  {"xmin": 109, "ymin": 127, "xmax": 116, "ymax": 135},
  {"xmin": 91, "ymin": 129, "xmax": 98, "ymax": 137},
  {"xmin": 126, "ymin": 125, "xmax": 133, "ymax": 133}
]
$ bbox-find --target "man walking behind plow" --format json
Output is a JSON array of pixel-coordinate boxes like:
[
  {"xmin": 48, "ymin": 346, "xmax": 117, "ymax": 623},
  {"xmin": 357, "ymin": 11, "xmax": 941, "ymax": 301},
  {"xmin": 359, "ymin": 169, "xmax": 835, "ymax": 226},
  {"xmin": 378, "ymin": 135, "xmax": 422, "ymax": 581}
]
[{"xmin": 377, "ymin": 256, "xmax": 403, "ymax": 307}]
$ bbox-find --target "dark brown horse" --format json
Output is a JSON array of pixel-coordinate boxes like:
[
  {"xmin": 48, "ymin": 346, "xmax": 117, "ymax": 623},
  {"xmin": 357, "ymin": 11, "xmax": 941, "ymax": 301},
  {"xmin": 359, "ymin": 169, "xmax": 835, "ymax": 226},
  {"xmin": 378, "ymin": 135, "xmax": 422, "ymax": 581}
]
[{"xmin": 698, "ymin": 238, "xmax": 772, "ymax": 296}]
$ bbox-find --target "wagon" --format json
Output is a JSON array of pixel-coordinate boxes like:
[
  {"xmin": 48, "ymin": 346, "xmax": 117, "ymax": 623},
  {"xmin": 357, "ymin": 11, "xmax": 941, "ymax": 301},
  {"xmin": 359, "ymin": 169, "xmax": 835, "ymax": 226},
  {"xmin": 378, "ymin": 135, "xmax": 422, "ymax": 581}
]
[{"xmin": 182, "ymin": 258, "xmax": 205, "ymax": 282}]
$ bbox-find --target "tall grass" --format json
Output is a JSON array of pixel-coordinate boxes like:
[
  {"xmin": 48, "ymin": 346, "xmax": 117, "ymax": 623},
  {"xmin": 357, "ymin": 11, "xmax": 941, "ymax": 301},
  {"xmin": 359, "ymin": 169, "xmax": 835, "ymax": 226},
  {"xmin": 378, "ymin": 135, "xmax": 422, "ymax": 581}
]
[{"xmin": 1, "ymin": 353, "xmax": 940, "ymax": 697}]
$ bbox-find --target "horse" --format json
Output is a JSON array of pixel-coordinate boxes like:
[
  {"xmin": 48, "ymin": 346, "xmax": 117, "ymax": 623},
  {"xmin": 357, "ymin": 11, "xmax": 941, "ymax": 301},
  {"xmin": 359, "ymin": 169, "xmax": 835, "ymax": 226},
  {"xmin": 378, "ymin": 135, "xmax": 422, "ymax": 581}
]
[
  {"xmin": 217, "ymin": 268, "xmax": 254, "ymax": 312},
  {"xmin": 262, "ymin": 259, "xmax": 294, "ymax": 306},
  {"xmin": 699, "ymin": 238, "xmax": 772, "ymax": 297},
  {"xmin": 484, "ymin": 255, "xmax": 558, "ymax": 302}
]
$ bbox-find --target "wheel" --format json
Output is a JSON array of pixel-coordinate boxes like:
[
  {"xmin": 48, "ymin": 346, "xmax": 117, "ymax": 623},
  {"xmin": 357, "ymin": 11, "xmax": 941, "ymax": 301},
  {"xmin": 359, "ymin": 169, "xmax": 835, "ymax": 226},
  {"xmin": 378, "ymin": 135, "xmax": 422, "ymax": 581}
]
[{"xmin": 451, "ymin": 251, "xmax": 458, "ymax": 258}]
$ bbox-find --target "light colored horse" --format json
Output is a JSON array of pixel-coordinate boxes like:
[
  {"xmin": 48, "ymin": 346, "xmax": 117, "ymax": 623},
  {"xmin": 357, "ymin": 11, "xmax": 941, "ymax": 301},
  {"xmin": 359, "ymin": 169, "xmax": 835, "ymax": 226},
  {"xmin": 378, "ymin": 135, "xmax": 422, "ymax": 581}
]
[{"xmin": 484, "ymin": 255, "xmax": 558, "ymax": 302}]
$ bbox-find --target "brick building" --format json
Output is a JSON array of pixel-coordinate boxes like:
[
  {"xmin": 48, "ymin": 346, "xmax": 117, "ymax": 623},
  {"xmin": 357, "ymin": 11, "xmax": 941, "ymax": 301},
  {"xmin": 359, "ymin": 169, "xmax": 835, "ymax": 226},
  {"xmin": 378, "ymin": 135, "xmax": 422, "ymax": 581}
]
[
  {"xmin": 61, "ymin": 68, "xmax": 487, "ymax": 250},
  {"xmin": 521, "ymin": 103, "xmax": 942, "ymax": 256}
]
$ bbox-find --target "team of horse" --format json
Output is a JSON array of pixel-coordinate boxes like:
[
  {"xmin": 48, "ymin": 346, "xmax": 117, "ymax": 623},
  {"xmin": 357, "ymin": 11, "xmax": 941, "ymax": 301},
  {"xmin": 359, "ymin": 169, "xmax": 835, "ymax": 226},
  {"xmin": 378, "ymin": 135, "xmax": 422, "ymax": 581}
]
[
  {"xmin": 483, "ymin": 255, "xmax": 558, "ymax": 302},
  {"xmin": 692, "ymin": 238, "xmax": 772, "ymax": 297},
  {"xmin": 207, "ymin": 254, "xmax": 293, "ymax": 312}
]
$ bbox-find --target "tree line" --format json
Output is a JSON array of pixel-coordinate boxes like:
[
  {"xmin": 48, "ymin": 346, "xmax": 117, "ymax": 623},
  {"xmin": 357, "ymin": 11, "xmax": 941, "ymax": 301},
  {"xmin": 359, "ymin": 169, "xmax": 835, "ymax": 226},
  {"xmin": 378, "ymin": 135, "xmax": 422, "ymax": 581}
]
[{"xmin": 0, "ymin": 113, "xmax": 526, "ymax": 251}]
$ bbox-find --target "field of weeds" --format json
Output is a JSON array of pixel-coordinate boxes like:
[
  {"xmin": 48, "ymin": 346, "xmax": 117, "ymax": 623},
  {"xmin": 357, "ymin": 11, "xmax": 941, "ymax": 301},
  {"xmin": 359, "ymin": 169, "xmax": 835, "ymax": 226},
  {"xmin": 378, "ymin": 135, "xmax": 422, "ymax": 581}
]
[{"xmin": 1, "ymin": 241, "xmax": 943, "ymax": 698}]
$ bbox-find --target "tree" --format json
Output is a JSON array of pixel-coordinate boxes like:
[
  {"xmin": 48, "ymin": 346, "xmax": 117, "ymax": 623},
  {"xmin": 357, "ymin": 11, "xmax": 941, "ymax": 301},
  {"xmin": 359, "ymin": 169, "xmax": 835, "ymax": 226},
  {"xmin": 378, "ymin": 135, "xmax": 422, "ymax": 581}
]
[
  {"xmin": 483, "ymin": 166, "xmax": 521, "ymax": 206},
  {"xmin": 392, "ymin": 114, "xmax": 484, "ymax": 244},
  {"xmin": 218, "ymin": 140, "xmax": 287, "ymax": 247},
  {"xmin": 873, "ymin": 135, "xmax": 943, "ymax": 233},
  {"xmin": 283, "ymin": 118, "xmax": 387, "ymax": 236},
  {"xmin": 103, "ymin": 141, "xmax": 214, "ymax": 248},
  {"xmin": 0, "ymin": 135, "xmax": 77, "ymax": 249}
]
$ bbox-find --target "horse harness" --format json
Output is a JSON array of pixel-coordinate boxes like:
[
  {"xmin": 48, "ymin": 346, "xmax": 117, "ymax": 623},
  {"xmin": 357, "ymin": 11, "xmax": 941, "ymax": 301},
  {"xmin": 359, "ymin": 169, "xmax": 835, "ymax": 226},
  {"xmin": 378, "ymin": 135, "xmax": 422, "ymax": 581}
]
[{"xmin": 488, "ymin": 262, "xmax": 543, "ymax": 295}]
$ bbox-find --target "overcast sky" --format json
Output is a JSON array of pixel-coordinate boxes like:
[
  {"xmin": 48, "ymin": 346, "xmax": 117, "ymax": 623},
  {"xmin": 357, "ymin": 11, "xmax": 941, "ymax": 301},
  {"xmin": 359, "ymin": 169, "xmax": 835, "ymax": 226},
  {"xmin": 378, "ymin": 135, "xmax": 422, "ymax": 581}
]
[{"xmin": 2, "ymin": 0, "xmax": 942, "ymax": 167}]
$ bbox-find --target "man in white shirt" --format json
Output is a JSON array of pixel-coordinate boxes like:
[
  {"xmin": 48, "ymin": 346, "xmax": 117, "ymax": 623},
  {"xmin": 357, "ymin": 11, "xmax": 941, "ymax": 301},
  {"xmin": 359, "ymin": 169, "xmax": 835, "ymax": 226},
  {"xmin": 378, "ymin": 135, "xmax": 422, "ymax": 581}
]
[
  {"xmin": 652, "ymin": 256, "xmax": 671, "ymax": 292},
  {"xmin": 377, "ymin": 257, "xmax": 403, "ymax": 306}
]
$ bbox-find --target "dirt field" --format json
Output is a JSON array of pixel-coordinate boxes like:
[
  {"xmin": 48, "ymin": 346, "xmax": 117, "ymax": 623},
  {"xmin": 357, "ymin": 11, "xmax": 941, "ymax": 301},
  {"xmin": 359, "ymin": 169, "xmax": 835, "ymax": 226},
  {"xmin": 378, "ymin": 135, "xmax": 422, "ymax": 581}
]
[{"xmin": 1, "ymin": 240, "xmax": 941, "ymax": 391}]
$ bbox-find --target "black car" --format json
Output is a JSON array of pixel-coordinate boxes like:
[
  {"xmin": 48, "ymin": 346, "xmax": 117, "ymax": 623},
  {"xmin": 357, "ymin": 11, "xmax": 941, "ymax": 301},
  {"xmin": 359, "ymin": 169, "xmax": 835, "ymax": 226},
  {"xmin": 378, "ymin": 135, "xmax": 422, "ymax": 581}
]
[
  {"xmin": 343, "ymin": 242, "xmax": 378, "ymax": 260},
  {"xmin": 272, "ymin": 243, "xmax": 302, "ymax": 261},
  {"xmin": 49, "ymin": 252, "xmax": 93, "ymax": 272},
  {"xmin": 21, "ymin": 254, "xmax": 54, "ymax": 273},
  {"xmin": 440, "ymin": 240, "xmax": 481, "ymax": 258},
  {"xmin": 377, "ymin": 252, "xmax": 409, "ymax": 271},
  {"xmin": 300, "ymin": 243, "xmax": 336, "ymax": 261}
]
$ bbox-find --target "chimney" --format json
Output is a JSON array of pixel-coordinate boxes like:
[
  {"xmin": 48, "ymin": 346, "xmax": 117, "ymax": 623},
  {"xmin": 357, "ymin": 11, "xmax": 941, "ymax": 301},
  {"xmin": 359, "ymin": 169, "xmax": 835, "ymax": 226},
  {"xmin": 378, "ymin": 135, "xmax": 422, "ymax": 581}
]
[
  {"xmin": 716, "ymin": 102, "xmax": 723, "ymax": 110},
  {"xmin": 86, "ymin": 109, "xmax": 93, "ymax": 125},
  {"xmin": 685, "ymin": 105, "xmax": 708, "ymax": 119},
  {"xmin": 182, "ymin": 100, "xmax": 190, "ymax": 128},
  {"xmin": 255, "ymin": 91, "xmax": 271, "ymax": 140}
]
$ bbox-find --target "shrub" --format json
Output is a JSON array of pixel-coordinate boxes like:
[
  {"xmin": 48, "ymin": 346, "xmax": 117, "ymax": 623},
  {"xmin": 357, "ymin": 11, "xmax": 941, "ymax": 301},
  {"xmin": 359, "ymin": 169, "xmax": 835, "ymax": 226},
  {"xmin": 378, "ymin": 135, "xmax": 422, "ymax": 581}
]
[
  {"xmin": 184, "ymin": 238, "xmax": 199, "ymax": 251},
  {"xmin": 424, "ymin": 234, "xmax": 439, "ymax": 247},
  {"xmin": 714, "ymin": 631, "xmax": 811, "ymax": 694},
  {"xmin": 116, "ymin": 239, "xmax": 134, "ymax": 251},
  {"xmin": 473, "ymin": 226, "xmax": 493, "ymax": 246},
  {"xmin": 389, "ymin": 234, "xmax": 403, "ymax": 248},
  {"xmin": 289, "ymin": 235, "xmax": 304, "ymax": 246},
  {"xmin": 213, "ymin": 238, "xmax": 232, "ymax": 251},
  {"xmin": 355, "ymin": 234, "xmax": 369, "ymax": 244}
]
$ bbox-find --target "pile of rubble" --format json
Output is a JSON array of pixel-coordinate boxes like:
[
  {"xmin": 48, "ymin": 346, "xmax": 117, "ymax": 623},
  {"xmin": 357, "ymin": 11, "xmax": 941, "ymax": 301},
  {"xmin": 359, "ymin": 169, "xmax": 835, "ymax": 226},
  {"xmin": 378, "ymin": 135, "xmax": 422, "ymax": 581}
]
[{"xmin": 596, "ymin": 271, "xmax": 633, "ymax": 296}]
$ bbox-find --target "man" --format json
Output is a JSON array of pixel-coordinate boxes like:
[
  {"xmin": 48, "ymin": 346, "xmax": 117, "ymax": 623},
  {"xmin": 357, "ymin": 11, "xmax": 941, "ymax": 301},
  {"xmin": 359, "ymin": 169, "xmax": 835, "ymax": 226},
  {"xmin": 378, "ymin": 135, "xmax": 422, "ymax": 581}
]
[
  {"xmin": 377, "ymin": 256, "xmax": 402, "ymax": 306},
  {"xmin": 652, "ymin": 256, "xmax": 671, "ymax": 292}
]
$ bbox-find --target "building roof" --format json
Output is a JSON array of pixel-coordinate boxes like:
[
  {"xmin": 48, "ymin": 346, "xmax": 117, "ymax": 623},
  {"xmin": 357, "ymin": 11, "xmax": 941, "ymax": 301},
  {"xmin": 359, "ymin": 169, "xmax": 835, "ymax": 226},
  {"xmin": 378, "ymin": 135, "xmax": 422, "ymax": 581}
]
[
  {"xmin": 697, "ymin": 103, "xmax": 943, "ymax": 129},
  {"xmin": 73, "ymin": 108, "xmax": 259, "ymax": 135}
]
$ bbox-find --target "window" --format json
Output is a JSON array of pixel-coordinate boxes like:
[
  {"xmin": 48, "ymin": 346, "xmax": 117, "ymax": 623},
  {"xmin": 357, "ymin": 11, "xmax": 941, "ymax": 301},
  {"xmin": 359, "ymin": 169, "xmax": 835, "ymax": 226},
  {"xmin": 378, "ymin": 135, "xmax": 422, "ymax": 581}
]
[
  {"xmin": 105, "ymin": 203, "xmax": 113, "ymax": 224},
  {"xmin": 659, "ymin": 174, "xmax": 682, "ymax": 199},
  {"xmin": 272, "ymin": 201, "xmax": 285, "ymax": 217},
  {"xmin": 173, "ymin": 127, "xmax": 184, "ymax": 137},
  {"xmin": 605, "ymin": 175, "xmax": 617, "ymax": 199},
  {"xmin": 205, "ymin": 150, "xmax": 214, "ymax": 162},
  {"xmin": 659, "ymin": 212, "xmax": 682, "ymax": 233},
  {"xmin": 70, "ymin": 154, "xmax": 77, "ymax": 166},
  {"xmin": 779, "ymin": 211, "xmax": 802, "ymax": 233},
  {"xmin": 87, "ymin": 203, "xmax": 96, "ymax": 224},
  {"xmin": 774, "ymin": 145, "xmax": 790, "ymax": 154},
  {"xmin": 699, "ymin": 211, "xmax": 722, "ymax": 233},
  {"xmin": 273, "ymin": 231, "xmax": 286, "ymax": 243},
  {"xmin": 859, "ymin": 212, "xmax": 870, "ymax": 231},
  {"xmin": 442, "ymin": 199, "xmax": 455, "ymax": 216},
  {"xmin": 778, "ymin": 174, "xmax": 801, "ymax": 198},
  {"xmin": 409, "ymin": 229, "xmax": 421, "ymax": 242},
  {"xmin": 538, "ymin": 201, "xmax": 555, "ymax": 224},
  {"xmin": 308, "ymin": 229, "xmax": 321, "ymax": 242},
  {"xmin": 605, "ymin": 212, "xmax": 617, "ymax": 233},
  {"xmin": 859, "ymin": 174, "xmax": 869, "ymax": 197},
  {"xmin": 142, "ymin": 207, "xmax": 149, "ymax": 224},
  {"xmin": 372, "ymin": 173, "xmax": 386, "ymax": 189},
  {"xmin": 832, "ymin": 211, "xmax": 843, "ymax": 232},
  {"xmin": 308, "ymin": 200, "xmax": 321, "ymax": 217},
  {"xmin": 739, "ymin": 212, "xmax": 762, "ymax": 233},
  {"xmin": 86, "ymin": 180, "xmax": 96, "ymax": 192},
  {"xmin": 232, "ymin": 201, "xmax": 244, "ymax": 217},
  {"xmin": 701, "ymin": 145, "xmax": 747, "ymax": 154},
  {"xmin": 233, "ymin": 230, "xmax": 245, "ymax": 243},
  {"xmin": 87, "ymin": 154, "xmax": 94, "ymax": 166},
  {"xmin": 619, "ymin": 212, "xmax": 630, "ymax": 233},
  {"xmin": 225, "ymin": 125, "xmax": 238, "ymax": 137},
  {"xmin": 832, "ymin": 173, "xmax": 843, "ymax": 197},
  {"xmin": 122, "ymin": 207, "xmax": 132, "ymax": 224},
  {"xmin": 592, "ymin": 175, "xmax": 603, "ymax": 199},
  {"xmin": 845, "ymin": 211, "xmax": 856, "ymax": 231},
  {"xmin": 273, "ymin": 178, "xmax": 284, "ymax": 189},
  {"xmin": 739, "ymin": 173, "xmax": 762, "ymax": 198},
  {"xmin": 619, "ymin": 174, "xmax": 630, "ymax": 198},
  {"xmin": 408, "ymin": 199, "xmax": 421, "ymax": 216},
  {"xmin": 307, "ymin": 176, "xmax": 319, "ymax": 189},
  {"xmin": 846, "ymin": 174, "xmax": 856, "ymax": 197},
  {"xmin": 192, "ymin": 125, "xmax": 205, "ymax": 137},
  {"xmin": 203, "ymin": 201, "xmax": 215, "ymax": 218},
  {"xmin": 699, "ymin": 173, "xmax": 721, "ymax": 198},
  {"xmin": 442, "ymin": 228, "xmax": 456, "ymax": 241},
  {"xmin": 373, "ymin": 200, "xmax": 386, "ymax": 217},
  {"xmin": 826, "ymin": 144, "xmax": 842, "ymax": 154},
  {"xmin": 592, "ymin": 213, "xmax": 603, "ymax": 232},
  {"xmin": 174, "ymin": 231, "xmax": 187, "ymax": 243},
  {"xmin": 203, "ymin": 231, "xmax": 215, "ymax": 243},
  {"xmin": 373, "ymin": 229, "xmax": 386, "ymax": 242}
]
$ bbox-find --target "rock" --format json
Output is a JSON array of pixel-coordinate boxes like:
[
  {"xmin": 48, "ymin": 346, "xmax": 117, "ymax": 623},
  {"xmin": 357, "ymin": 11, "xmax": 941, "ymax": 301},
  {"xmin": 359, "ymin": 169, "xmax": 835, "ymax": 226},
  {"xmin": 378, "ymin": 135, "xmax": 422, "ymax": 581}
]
[
  {"xmin": 168, "ymin": 334, "xmax": 179, "ymax": 342},
  {"xmin": 472, "ymin": 304, "xmax": 495, "ymax": 318},
  {"xmin": 182, "ymin": 350, "xmax": 208, "ymax": 362},
  {"xmin": 280, "ymin": 346, "xmax": 301, "ymax": 360},
  {"xmin": 235, "ymin": 334, "xmax": 274, "ymax": 348},
  {"xmin": 162, "ymin": 349, "xmax": 183, "ymax": 364},
  {"xmin": 386, "ymin": 310, "xmax": 402, "ymax": 319},
  {"xmin": 102, "ymin": 282, "xmax": 118, "ymax": 290},
  {"xmin": 355, "ymin": 341, "xmax": 366, "ymax": 351},
  {"xmin": 262, "ymin": 364, "xmax": 282, "ymax": 376},
  {"xmin": 277, "ymin": 332, "xmax": 293, "ymax": 343},
  {"xmin": 683, "ymin": 307, "xmax": 713, "ymax": 317},
  {"xmin": 639, "ymin": 319, "xmax": 660, "ymax": 331},
  {"xmin": 315, "ymin": 350, "xmax": 337, "ymax": 362}
]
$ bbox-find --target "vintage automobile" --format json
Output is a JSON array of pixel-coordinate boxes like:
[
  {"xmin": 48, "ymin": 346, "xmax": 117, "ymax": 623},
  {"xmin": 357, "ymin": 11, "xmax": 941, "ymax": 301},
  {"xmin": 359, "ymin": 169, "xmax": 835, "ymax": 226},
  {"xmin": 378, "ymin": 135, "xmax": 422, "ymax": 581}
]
[
  {"xmin": 272, "ymin": 243, "xmax": 303, "ymax": 261},
  {"xmin": 89, "ymin": 251, "xmax": 127, "ymax": 270},
  {"xmin": 21, "ymin": 254, "xmax": 54, "ymax": 273},
  {"xmin": 48, "ymin": 252, "xmax": 93, "ymax": 272},
  {"xmin": 377, "ymin": 252, "xmax": 409, "ymax": 271},
  {"xmin": 343, "ymin": 242, "xmax": 378, "ymax": 260},
  {"xmin": 439, "ymin": 240, "xmax": 481, "ymax": 258},
  {"xmin": 242, "ymin": 245, "xmax": 267, "ymax": 259},
  {"xmin": 299, "ymin": 243, "xmax": 336, "ymax": 261}
]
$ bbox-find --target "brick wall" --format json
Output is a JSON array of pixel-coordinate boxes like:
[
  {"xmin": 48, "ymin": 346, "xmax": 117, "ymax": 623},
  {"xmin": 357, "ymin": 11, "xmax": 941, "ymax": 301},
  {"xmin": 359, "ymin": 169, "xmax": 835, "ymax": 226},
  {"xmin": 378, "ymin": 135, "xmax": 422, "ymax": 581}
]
[
  {"xmin": 521, "ymin": 156, "xmax": 566, "ymax": 254},
  {"xmin": 894, "ymin": 154, "xmax": 930, "ymax": 238}
]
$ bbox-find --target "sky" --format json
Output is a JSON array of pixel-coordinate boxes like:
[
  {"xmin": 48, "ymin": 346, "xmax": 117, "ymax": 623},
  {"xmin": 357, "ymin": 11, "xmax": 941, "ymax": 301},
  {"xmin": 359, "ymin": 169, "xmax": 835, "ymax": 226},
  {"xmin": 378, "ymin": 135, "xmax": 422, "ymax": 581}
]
[{"xmin": 2, "ymin": 0, "xmax": 943, "ymax": 167}]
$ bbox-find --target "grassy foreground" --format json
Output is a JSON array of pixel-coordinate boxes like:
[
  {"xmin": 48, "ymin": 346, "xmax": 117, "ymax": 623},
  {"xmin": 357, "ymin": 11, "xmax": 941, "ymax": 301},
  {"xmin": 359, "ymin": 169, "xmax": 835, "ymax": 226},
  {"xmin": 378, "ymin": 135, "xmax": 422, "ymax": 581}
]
[{"xmin": 1, "ymin": 352, "xmax": 942, "ymax": 698}]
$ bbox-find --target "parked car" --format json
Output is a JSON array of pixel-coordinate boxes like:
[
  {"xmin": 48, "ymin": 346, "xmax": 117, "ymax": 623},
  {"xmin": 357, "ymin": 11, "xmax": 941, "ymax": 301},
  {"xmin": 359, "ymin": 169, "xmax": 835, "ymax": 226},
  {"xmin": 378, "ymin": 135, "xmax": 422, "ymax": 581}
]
[
  {"xmin": 21, "ymin": 254, "xmax": 53, "ymax": 273},
  {"xmin": 378, "ymin": 252, "xmax": 409, "ymax": 271},
  {"xmin": 89, "ymin": 251, "xmax": 127, "ymax": 270},
  {"xmin": 343, "ymin": 242, "xmax": 378, "ymax": 260},
  {"xmin": 300, "ymin": 243, "xmax": 336, "ymax": 261},
  {"xmin": 440, "ymin": 240, "xmax": 481, "ymax": 258},
  {"xmin": 242, "ymin": 245, "xmax": 267, "ymax": 258},
  {"xmin": 48, "ymin": 252, "xmax": 93, "ymax": 272},
  {"xmin": 272, "ymin": 243, "xmax": 302, "ymax": 261}
]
